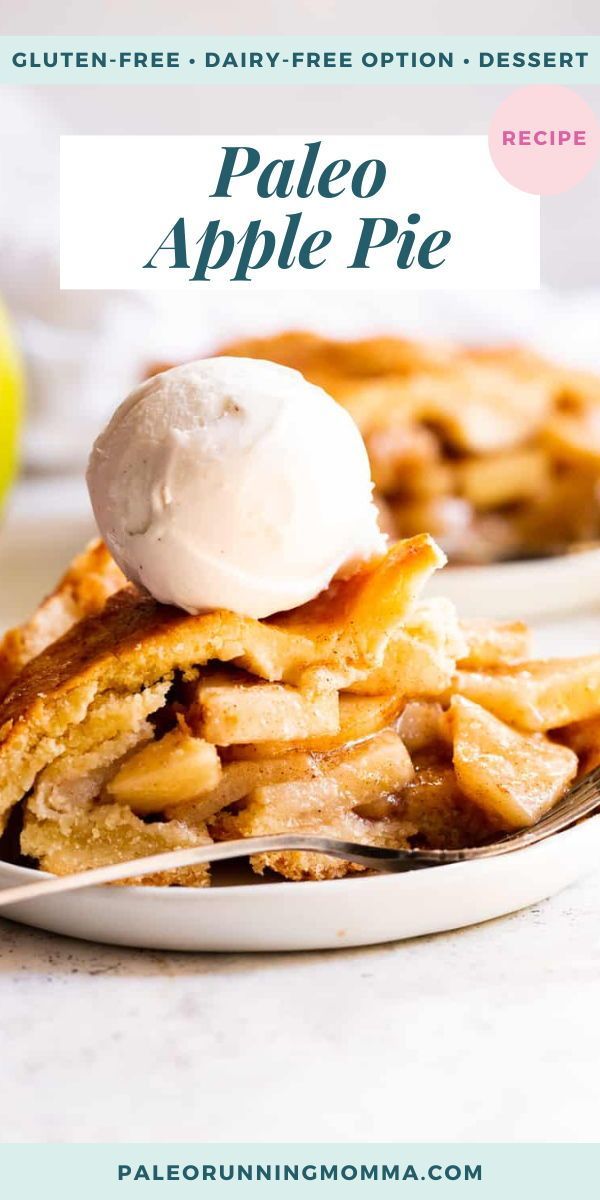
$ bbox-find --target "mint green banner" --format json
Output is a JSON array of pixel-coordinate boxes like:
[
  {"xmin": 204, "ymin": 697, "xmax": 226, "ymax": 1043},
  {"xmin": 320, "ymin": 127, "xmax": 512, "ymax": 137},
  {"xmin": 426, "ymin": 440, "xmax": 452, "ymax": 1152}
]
[
  {"xmin": 0, "ymin": 37, "xmax": 598, "ymax": 84},
  {"xmin": 0, "ymin": 1143, "xmax": 598, "ymax": 1198}
]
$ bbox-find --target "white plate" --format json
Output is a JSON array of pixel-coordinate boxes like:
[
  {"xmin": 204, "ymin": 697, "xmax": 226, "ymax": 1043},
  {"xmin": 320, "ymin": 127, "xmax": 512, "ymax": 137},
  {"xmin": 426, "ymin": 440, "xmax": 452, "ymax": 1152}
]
[
  {"xmin": 2, "ymin": 816, "xmax": 600, "ymax": 951},
  {"xmin": 428, "ymin": 546, "xmax": 600, "ymax": 619}
]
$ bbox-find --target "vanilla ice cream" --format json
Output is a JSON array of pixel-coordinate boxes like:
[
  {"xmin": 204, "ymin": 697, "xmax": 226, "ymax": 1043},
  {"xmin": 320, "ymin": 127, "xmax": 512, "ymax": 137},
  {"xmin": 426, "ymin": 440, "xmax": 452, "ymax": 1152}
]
[{"xmin": 87, "ymin": 356, "xmax": 385, "ymax": 618}]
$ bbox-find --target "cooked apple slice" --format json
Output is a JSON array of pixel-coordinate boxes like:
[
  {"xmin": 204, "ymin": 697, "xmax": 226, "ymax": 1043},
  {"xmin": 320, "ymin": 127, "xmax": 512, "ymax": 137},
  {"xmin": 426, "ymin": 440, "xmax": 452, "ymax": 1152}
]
[
  {"xmin": 211, "ymin": 730, "xmax": 415, "ymax": 881},
  {"xmin": 451, "ymin": 695, "xmax": 577, "ymax": 828},
  {"xmin": 168, "ymin": 750, "xmax": 323, "ymax": 823},
  {"xmin": 543, "ymin": 407, "xmax": 600, "ymax": 469},
  {"xmin": 225, "ymin": 692, "xmax": 404, "ymax": 759},
  {"xmin": 560, "ymin": 715, "xmax": 600, "ymax": 774},
  {"xmin": 332, "ymin": 729, "xmax": 414, "ymax": 801},
  {"xmin": 366, "ymin": 422, "xmax": 441, "ymax": 492},
  {"xmin": 457, "ymin": 449, "xmax": 551, "ymax": 510},
  {"xmin": 219, "ymin": 727, "xmax": 414, "ymax": 801},
  {"xmin": 458, "ymin": 619, "xmax": 531, "ymax": 669},
  {"xmin": 396, "ymin": 701, "xmax": 451, "ymax": 755},
  {"xmin": 399, "ymin": 762, "xmax": 497, "ymax": 847},
  {"xmin": 191, "ymin": 670, "xmax": 340, "ymax": 745},
  {"xmin": 454, "ymin": 656, "xmax": 600, "ymax": 731},
  {"xmin": 107, "ymin": 727, "xmax": 221, "ymax": 814}
]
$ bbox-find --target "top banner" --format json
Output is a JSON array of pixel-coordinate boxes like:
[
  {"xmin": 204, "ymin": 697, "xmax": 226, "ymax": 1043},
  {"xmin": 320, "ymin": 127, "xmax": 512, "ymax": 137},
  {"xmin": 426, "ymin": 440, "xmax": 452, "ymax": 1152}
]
[{"xmin": 2, "ymin": 36, "xmax": 600, "ymax": 84}]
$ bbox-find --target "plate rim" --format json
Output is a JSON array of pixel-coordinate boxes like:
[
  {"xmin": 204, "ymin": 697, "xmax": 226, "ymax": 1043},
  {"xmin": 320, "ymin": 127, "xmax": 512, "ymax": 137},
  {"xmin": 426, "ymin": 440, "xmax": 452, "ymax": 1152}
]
[{"xmin": 2, "ymin": 811, "xmax": 600, "ymax": 903}]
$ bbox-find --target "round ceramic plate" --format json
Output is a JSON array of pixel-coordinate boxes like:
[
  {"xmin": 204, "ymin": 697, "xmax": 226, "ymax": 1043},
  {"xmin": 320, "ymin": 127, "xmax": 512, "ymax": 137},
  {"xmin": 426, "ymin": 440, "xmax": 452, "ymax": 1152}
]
[
  {"xmin": 427, "ymin": 546, "xmax": 600, "ymax": 620},
  {"xmin": 1, "ymin": 816, "xmax": 599, "ymax": 951}
]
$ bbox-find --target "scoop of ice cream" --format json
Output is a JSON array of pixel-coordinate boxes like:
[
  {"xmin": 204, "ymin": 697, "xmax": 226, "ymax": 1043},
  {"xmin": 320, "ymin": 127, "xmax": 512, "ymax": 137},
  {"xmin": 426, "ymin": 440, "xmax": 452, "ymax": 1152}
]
[{"xmin": 86, "ymin": 356, "xmax": 385, "ymax": 618}]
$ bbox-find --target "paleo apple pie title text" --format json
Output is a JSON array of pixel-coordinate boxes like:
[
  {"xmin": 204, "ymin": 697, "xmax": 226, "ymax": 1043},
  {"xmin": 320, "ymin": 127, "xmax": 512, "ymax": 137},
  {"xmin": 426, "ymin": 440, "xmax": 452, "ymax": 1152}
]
[{"xmin": 142, "ymin": 140, "xmax": 452, "ymax": 283}]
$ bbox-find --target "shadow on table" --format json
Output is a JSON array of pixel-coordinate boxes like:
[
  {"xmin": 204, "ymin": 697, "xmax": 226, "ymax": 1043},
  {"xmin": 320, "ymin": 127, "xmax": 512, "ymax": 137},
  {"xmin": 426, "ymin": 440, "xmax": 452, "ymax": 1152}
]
[{"xmin": 0, "ymin": 910, "xmax": 493, "ymax": 979}]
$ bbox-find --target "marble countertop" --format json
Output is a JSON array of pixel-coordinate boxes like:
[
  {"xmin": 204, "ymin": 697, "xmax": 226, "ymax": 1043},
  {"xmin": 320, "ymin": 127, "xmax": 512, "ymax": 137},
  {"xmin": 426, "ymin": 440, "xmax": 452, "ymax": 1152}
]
[
  {"xmin": 1, "ymin": 479, "xmax": 600, "ymax": 1144},
  {"xmin": 3, "ymin": 873, "xmax": 600, "ymax": 1143}
]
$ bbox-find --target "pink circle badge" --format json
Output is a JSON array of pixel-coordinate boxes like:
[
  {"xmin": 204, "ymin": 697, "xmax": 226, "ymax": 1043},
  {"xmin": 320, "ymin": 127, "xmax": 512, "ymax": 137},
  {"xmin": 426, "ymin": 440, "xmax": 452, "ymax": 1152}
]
[{"xmin": 488, "ymin": 84, "xmax": 600, "ymax": 195}]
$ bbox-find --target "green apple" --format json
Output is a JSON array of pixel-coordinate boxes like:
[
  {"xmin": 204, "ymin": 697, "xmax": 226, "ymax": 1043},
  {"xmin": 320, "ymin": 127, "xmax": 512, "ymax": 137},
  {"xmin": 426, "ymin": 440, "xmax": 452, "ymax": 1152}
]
[{"xmin": 0, "ymin": 299, "xmax": 24, "ymax": 513}]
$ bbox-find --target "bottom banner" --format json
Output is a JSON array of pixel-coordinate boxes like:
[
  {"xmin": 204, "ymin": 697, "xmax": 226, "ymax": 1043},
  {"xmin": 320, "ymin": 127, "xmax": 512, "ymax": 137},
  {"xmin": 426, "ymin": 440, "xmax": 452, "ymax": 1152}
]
[{"xmin": 0, "ymin": 1143, "xmax": 597, "ymax": 1198}]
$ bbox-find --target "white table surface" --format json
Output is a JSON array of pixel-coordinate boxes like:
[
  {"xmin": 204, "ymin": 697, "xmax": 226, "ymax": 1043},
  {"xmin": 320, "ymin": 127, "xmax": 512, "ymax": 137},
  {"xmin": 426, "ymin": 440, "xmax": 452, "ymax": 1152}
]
[{"xmin": 1, "ymin": 479, "xmax": 600, "ymax": 1144}]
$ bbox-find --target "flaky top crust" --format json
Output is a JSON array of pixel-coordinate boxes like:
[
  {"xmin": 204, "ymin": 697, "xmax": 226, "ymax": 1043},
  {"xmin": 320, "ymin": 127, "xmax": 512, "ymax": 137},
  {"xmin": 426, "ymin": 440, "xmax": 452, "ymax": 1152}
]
[
  {"xmin": 0, "ymin": 535, "xmax": 443, "ymax": 830},
  {"xmin": 0, "ymin": 539, "xmax": 125, "ymax": 703}
]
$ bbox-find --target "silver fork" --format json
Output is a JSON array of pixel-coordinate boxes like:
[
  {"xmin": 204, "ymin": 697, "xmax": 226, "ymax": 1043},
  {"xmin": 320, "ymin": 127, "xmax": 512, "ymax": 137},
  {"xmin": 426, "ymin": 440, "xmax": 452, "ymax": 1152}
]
[{"xmin": 1, "ymin": 764, "xmax": 599, "ymax": 909}]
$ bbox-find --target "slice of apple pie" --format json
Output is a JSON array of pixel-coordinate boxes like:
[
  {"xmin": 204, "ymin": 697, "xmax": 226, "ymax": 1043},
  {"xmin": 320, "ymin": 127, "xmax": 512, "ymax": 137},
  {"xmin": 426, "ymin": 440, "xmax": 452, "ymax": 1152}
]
[
  {"xmin": 215, "ymin": 331, "xmax": 600, "ymax": 564},
  {"xmin": 0, "ymin": 533, "xmax": 597, "ymax": 886}
]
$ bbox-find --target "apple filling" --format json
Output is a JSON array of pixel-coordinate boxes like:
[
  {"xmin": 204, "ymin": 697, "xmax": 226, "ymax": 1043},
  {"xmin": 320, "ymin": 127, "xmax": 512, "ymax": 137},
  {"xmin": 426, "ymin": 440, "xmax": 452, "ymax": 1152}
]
[{"xmin": 0, "ymin": 536, "xmax": 595, "ymax": 886}]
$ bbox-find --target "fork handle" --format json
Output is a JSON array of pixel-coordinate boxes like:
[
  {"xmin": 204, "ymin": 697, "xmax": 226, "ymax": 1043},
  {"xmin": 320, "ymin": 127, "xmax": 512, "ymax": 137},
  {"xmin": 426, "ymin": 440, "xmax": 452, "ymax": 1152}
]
[
  {"xmin": 0, "ymin": 834, "xmax": 420, "ymax": 908},
  {"xmin": 2, "ymin": 769, "xmax": 599, "ymax": 909}
]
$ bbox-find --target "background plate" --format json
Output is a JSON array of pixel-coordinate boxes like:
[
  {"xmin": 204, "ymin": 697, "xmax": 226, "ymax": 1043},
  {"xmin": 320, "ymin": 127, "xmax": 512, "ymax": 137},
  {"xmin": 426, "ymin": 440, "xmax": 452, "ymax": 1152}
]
[
  {"xmin": 3, "ymin": 479, "xmax": 600, "ymax": 623},
  {"xmin": 428, "ymin": 547, "xmax": 600, "ymax": 619}
]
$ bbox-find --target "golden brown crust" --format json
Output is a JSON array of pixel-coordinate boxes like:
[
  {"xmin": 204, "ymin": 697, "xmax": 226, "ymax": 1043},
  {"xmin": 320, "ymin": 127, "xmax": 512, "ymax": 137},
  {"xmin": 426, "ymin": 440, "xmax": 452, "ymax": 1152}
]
[
  {"xmin": 458, "ymin": 619, "xmax": 532, "ymax": 669},
  {"xmin": 22, "ymin": 804, "xmax": 211, "ymax": 887},
  {"xmin": 0, "ymin": 539, "xmax": 125, "ymax": 703},
  {"xmin": 0, "ymin": 536, "xmax": 443, "ymax": 833},
  {"xmin": 0, "ymin": 535, "xmax": 440, "ymax": 728},
  {"xmin": 219, "ymin": 329, "xmax": 458, "ymax": 384}
]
